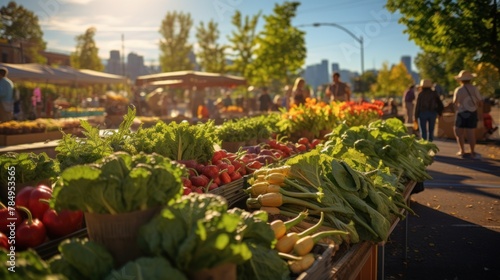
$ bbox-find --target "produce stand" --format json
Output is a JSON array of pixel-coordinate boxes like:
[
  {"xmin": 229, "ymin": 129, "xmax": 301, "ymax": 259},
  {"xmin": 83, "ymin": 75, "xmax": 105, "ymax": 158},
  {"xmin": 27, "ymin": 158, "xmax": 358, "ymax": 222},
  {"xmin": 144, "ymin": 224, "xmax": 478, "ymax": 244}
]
[
  {"xmin": 0, "ymin": 130, "xmax": 64, "ymax": 146},
  {"xmin": 377, "ymin": 180, "xmax": 417, "ymax": 279},
  {"xmin": 331, "ymin": 242, "xmax": 377, "ymax": 280}
]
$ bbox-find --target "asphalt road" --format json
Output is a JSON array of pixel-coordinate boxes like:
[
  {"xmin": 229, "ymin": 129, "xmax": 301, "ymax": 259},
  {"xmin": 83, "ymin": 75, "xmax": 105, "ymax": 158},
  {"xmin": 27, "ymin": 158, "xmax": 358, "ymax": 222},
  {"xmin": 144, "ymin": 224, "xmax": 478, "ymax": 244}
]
[{"xmin": 383, "ymin": 138, "xmax": 500, "ymax": 280}]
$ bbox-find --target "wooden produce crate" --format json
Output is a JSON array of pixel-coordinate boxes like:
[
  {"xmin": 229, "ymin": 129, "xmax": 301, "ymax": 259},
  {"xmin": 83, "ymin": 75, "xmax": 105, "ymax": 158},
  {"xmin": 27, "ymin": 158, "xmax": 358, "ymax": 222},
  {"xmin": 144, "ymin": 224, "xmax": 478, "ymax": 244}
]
[
  {"xmin": 331, "ymin": 242, "xmax": 377, "ymax": 280},
  {"xmin": 295, "ymin": 244, "xmax": 339, "ymax": 280},
  {"xmin": 209, "ymin": 177, "xmax": 248, "ymax": 207},
  {"xmin": 0, "ymin": 130, "xmax": 64, "ymax": 146}
]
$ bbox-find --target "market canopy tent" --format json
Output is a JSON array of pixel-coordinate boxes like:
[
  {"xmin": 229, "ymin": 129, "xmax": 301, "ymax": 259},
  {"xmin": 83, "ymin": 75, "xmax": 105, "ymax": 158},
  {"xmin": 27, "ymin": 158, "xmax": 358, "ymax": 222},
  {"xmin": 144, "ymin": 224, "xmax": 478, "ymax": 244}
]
[
  {"xmin": 0, "ymin": 63, "xmax": 128, "ymax": 86},
  {"xmin": 135, "ymin": 70, "xmax": 247, "ymax": 88}
]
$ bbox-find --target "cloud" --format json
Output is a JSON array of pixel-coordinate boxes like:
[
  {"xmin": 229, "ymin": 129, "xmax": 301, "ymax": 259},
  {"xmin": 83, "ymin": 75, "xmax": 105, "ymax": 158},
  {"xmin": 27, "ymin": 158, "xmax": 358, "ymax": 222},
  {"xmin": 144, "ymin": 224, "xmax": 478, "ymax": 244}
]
[
  {"xmin": 58, "ymin": 0, "xmax": 96, "ymax": 5},
  {"xmin": 41, "ymin": 15, "xmax": 157, "ymax": 34}
]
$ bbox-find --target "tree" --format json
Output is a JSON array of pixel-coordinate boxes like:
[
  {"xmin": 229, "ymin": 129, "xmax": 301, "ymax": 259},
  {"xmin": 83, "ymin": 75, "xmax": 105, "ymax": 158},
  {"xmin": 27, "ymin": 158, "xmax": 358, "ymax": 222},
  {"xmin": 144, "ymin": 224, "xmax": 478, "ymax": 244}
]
[
  {"xmin": 158, "ymin": 11, "xmax": 194, "ymax": 72},
  {"xmin": 0, "ymin": 1, "xmax": 46, "ymax": 63},
  {"xmin": 386, "ymin": 0, "xmax": 500, "ymax": 75},
  {"xmin": 226, "ymin": 10, "xmax": 261, "ymax": 79},
  {"xmin": 414, "ymin": 49, "xmax": 476, "ymax": 94},
  {"xmin": 195, "ymin": 20, "xmax": 226, "ymax": 73},
  {"xmin": 472, "ymin": 62, "xmax": 500, "ymax": 97},
  {"xmin": 70, "ymin": 27, "xmax": 103, "ymax": 71},
  {"xmin": 252, "ymin": 1, "xmax": 306, "ymax": 90},
  {"xmin": 371, "ymin": 62, "xmax": 413, "ymax": 98}
]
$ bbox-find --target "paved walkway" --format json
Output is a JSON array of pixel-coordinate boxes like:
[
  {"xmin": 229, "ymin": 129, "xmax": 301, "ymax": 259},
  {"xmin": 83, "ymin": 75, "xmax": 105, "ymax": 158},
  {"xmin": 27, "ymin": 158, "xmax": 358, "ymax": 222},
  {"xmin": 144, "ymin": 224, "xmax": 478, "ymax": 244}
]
[{"xmin": 384, "ymin": 138, "xmax": 500, "ymax": 280}]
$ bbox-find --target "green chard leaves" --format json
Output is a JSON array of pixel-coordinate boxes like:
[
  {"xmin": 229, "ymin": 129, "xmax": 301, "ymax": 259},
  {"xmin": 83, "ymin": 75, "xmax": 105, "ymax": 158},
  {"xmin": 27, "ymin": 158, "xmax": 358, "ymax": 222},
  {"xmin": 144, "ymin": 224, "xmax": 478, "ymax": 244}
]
[{"xmin": 51, "ymin": 151, "xmax": 186, "ymax": 214}]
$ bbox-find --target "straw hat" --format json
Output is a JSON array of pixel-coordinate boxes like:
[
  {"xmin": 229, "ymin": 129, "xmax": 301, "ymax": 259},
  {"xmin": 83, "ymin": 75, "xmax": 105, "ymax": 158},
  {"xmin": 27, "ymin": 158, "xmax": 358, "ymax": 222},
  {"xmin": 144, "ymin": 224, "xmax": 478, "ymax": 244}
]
[
  {"xmin": 419, "ymin": 79, "xmax": 433, "ymax": 88},
  {"xmin": 454, "ymin": 70, "xmax": 476, "ymax": 81}
]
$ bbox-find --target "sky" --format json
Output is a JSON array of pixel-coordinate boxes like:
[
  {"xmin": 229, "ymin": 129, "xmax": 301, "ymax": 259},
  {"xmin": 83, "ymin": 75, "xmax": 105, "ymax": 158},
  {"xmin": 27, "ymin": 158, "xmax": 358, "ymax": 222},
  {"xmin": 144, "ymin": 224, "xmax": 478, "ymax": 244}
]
[{"xmin": 6, "ymin": 0, "xmax": 422, "ymax": 74}]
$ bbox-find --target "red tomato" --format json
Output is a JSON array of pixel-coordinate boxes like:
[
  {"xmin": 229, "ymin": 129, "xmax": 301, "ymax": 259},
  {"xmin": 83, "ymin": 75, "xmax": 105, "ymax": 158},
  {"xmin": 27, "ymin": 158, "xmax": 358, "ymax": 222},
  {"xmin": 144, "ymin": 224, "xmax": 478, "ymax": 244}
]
[
  {"xmin": 297, "ymin": 137, "xmax": 310, "ymax": 145},
  {"xmin": 296, "ymin": 143, "xmax": 307, "ymax": 152},
  {"xmin": 311, "ymin": 139, "xmax": 322, "ymax": 148},
  {"xmin": 183, "ymin": 187, "xmax": 192, "ymax": 195},
  {"xmin": 219, "ymin": 172, "xmax": 232, "ymax": 185}
]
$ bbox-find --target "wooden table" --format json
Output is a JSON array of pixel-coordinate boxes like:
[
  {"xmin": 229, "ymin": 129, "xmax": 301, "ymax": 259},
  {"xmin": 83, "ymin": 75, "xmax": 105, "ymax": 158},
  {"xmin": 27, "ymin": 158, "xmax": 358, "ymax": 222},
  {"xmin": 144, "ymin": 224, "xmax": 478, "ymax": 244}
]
[{"xmin": 329, "ymin": 181, "xmax": 417, "ymax": 280}]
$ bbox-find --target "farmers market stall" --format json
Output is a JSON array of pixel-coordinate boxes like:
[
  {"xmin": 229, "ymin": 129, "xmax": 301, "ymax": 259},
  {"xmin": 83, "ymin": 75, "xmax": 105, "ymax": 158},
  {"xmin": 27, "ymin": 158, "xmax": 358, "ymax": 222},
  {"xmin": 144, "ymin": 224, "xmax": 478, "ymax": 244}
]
[
  {"xmin": 135, "ymin": 70, "xmax": 247, "ymax": 88},
  {"xmin": 0, "ymin": 100, "xmax": 437, "ymax": 280}
]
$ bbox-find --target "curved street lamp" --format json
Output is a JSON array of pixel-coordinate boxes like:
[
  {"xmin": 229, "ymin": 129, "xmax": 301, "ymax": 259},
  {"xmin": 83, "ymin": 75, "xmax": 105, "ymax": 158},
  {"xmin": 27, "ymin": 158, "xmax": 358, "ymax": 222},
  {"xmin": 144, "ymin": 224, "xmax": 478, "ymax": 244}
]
[{"xmin": 299, "ymin": 22, "xmax": 364, "ymax": 76}]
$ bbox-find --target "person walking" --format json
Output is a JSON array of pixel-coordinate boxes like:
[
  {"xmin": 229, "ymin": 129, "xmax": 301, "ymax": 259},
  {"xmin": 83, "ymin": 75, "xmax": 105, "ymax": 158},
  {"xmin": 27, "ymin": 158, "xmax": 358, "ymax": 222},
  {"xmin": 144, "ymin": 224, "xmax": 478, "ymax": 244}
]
[
  {"xmin": 0, "ymin": 67, "xmax": 14, "ymax": 122},
  {"xmin": 258, "ymin": 86, "xmax": 273, "ymax": 111},
  {"xmin": 403, "ymin": 85, "xmax": 416, "ymax": 123},
  {"xmin": 452, "ymin": 70, "xmax": 483, "ymax": 158},
  {"xmin": 291, "ymin": 77, "xmax": 309, "ymax": 106},
  {"xmin": 414, "ymin": 79, "xmax": 444, "ymax": 142},
  {"xmin": 326, "ymin": 72, "xmax": 351, "ymax": 102}
]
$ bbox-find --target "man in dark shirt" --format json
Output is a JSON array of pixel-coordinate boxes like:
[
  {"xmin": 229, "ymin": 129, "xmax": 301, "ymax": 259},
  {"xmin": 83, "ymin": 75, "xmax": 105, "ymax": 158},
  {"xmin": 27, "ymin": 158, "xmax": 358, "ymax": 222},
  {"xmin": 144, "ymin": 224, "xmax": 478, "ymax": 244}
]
[{"xmin": 258, "ymin": 86, "xmax": 273, "ymax": 112}]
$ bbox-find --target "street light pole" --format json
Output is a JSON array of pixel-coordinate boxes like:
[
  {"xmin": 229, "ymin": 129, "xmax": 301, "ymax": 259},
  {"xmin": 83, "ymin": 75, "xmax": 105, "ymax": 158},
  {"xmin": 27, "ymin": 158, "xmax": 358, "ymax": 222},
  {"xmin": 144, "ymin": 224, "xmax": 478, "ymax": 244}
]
[{"xmin": 311, "ymin": 22, "xmax": 364, "ymax": 76}]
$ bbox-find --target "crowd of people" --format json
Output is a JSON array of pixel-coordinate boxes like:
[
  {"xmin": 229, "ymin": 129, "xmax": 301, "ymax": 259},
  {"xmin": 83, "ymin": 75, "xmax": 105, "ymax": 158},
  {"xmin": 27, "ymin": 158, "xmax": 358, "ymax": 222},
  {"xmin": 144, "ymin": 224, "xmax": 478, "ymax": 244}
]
[
  {"xmin": 2, "ymin": 64, "xmax": 497, "ymax": 157},
  {"xmin": 403, "ymin": 69, "xmax": 498, "ymax": 159}
]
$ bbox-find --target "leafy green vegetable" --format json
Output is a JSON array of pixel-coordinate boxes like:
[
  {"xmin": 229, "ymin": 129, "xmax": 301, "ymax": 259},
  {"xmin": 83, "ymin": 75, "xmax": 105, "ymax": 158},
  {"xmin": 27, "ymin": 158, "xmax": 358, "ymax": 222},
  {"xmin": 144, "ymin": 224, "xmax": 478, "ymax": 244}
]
[
  {"xmin": 126, "ymin": 120, "xmax": 219, "ymax": 163},
  {"xmin": 216, "ymin": 117, "xmax": 271, "ymax": 142},
  {"xmin": 52, "ymin": 238, "xmax": 114, "ymax": 280},
  {"xmin": 138, "ymin": 193, "xmax": 252, "ymax": 273},
  {"xmin": 237, "ymin": 244, "xmax": 290, "ymax": 280},
  {"xmin": 0, "ymin": 249, "xmax": 64, "ymax": 280},
  {"xmin": 56, "ymin": 107, "xmax": 136, "ymax": 171},
  {"xmin": 228, "ymin": 209, "xmax": 291, "ymax": 280},
  {"xmin": 51, "ymin": 152, "xmax": 186, "ymax": 214},
  {"xmin": 0, "ymin": 152, "xmax": 59, "ymax": 185},
  {"xmin": 105, "ymin": 257, "xmax": 187, "ymax": 280},
  {"xmin": 324, "ymin": 117, "xmax": 438, "ymax": 182},
  {"xmin": 49, "ymin": 256, "xmax": 86, "ymax": 280}
]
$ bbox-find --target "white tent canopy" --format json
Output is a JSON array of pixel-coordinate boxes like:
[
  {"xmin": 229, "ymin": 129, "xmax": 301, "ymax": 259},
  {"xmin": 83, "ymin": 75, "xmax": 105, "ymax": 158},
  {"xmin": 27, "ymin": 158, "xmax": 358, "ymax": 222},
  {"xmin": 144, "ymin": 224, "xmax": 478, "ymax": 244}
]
[{"xmin": 0, "ymin": 63, "xmax": 128, "ymax": 86}]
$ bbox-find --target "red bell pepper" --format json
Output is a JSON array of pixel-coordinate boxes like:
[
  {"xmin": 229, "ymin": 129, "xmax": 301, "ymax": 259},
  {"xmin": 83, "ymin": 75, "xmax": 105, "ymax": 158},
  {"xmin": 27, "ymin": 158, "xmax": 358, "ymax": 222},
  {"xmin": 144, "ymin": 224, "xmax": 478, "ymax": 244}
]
[
  {"xmin": 42, "ymin": 209, "xmax": 83, "ymax": 239},
  {"xmin": 0, "ymin": 232, "xmax": 8, "ymax": 250},
  {"xmin": 15, "ymin": 185, "xmax": 52, "ymax": 220},
  {"xmin": 0, "ymin": 202, "xmax": 22, "ymax": 235},
  {"xmin": 16, "ymin": 206, "xmax": 47, "ymax": 249}
]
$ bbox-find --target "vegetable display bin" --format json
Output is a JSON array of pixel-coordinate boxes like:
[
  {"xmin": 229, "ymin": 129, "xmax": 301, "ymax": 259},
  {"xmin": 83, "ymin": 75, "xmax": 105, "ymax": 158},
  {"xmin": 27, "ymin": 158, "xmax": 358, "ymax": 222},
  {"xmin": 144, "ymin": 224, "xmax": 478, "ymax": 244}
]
[
  {"xmin": 84, "ymin": 206, "xmax": 161, "ymax": 268},
  {"xmin": 188, "ymin": 262, "xmax": 237, "ymax": 280}
]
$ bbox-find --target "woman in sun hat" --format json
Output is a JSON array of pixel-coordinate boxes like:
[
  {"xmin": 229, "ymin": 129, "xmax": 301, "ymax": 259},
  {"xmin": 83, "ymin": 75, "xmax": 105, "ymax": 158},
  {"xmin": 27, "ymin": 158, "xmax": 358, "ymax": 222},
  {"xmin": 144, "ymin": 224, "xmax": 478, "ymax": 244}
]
[
  {"xmin": 452, "ymin": 70, "xmax": 483, "ymax": 159},
  {"xmin": 414, "ymin": 79, "xmax": 444, "ymax": 142}
]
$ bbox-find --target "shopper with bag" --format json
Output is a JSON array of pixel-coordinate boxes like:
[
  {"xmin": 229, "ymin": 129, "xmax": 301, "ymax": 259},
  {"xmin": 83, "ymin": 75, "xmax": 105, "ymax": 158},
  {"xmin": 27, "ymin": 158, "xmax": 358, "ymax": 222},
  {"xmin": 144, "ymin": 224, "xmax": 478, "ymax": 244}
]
[
  {"xmin": 414, "ymin": 79, "xmax": 444, "ymax": 142},
  {"xmin": 452, "ymin": 70, "xmax": 483, "ymax": 159}
]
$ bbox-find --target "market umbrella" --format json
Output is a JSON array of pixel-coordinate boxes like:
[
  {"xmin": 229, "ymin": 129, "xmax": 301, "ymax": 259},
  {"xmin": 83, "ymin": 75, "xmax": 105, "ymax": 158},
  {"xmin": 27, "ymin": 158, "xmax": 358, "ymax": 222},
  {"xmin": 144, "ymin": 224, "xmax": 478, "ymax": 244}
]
[
  {"xmin": 0, "ymin": 63, "xmax": 51, "ymax": 83},
  {"xmin": 135, "ymin": 70, "xmax": 247, "ymax": 88},
  {"xmin": 77, "ymin": 69, "xmax": 129, "ymax": 85}
]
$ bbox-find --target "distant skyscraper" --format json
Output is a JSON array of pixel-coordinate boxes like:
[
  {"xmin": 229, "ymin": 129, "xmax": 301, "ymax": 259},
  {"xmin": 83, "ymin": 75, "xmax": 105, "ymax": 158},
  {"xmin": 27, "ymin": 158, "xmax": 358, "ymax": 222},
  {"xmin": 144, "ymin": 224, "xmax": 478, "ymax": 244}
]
[
  {"xmin": 106, "ymin": 50, "xmax": 122, "ymax": 75},
  {"xmin": 331, "ymin": 63, "xmax": 340, "ymax": 73},
  {"xmin": 303, "ymin": 60, "xmax": 330, "ymax": 89},
  {"xmin": 401, "ymin": 56, "xmax": 412, "ymax": 73}
]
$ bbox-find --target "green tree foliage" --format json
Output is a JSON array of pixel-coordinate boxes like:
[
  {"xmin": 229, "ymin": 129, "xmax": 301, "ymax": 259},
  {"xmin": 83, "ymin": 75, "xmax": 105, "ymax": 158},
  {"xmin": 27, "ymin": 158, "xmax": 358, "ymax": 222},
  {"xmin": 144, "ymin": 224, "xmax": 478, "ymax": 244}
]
[
  {"xmin": 0, "ymin": 1, "xmax": 46, "ymax": 63},
  {"xmin": 159, "ymin": 11, "xmax": 194, "ymax": 72},
  {"xmin": 414, "ymin": 49, "xmax": 476, "ymax": 94},
  {"xmin": 471, "ymin": 62, "xmax": 500, "ymax": 97},
  {"xmin": 226, "ymin": 10, "xmax": 261, "ymax": 79},
  {"xmin": 70, "ymin": 27, "xmax": 104, "ymax": 71},
  {"xmin": 386, "ymin": 0, "xmax": 500, "ymax": 74},
  {"xmin": 371, "ymin": 62, "xmax": 413, "ymax": 97},
  {"xmin": 252, "ymin": 1, "xmax": 306, "ymax": 90},
  {"xmin": 195, "ymin": 20, "xmax": 226, "ymax": 73}
]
